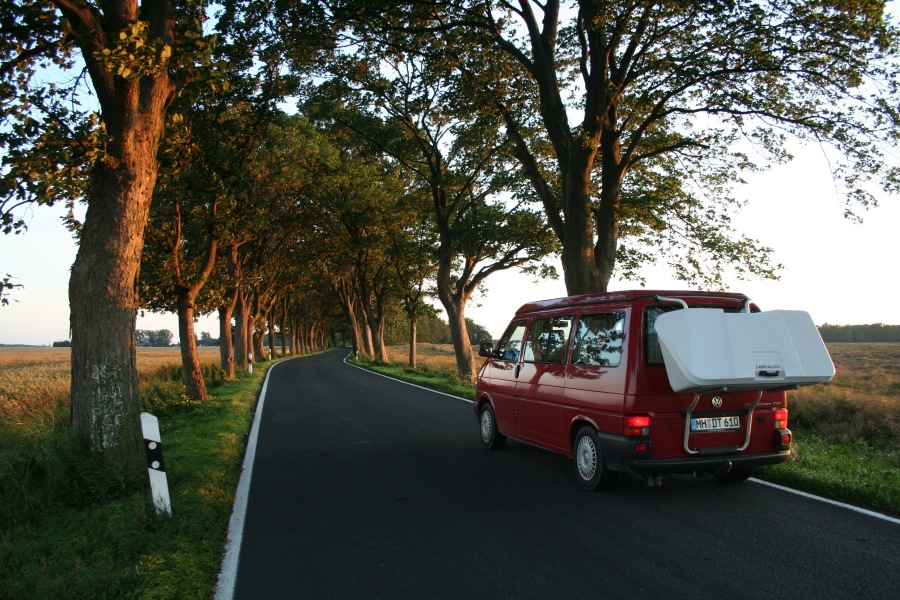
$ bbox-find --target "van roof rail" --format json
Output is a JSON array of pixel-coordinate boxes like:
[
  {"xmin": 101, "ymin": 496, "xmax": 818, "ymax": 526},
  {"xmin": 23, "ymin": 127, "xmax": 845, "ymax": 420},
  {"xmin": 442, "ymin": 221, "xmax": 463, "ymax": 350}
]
[{"xmin": 653, "ymin": 295, "xmax": 688, "ymax": 309}]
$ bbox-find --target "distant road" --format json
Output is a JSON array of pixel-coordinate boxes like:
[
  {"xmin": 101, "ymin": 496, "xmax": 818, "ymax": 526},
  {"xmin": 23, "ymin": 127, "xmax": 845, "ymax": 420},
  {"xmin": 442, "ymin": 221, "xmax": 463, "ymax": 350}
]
[{"xmin": 225, "ymin": 350, "xmax": 899, "ymax": 600}]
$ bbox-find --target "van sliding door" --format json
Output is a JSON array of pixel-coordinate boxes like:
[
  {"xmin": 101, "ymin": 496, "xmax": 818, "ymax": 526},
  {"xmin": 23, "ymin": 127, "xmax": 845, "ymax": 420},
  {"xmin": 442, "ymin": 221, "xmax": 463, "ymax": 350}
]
[{"xmin": 515, "ymin": 316, "xmax": 574, "ymax": 452}]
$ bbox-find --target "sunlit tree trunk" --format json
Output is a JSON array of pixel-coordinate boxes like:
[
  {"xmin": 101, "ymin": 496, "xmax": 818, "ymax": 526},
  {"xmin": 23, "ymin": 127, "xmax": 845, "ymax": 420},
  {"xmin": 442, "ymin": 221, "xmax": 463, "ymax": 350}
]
[{"xmin": 66, "ymin": 0, "xmax": 176, "ymax": 473}]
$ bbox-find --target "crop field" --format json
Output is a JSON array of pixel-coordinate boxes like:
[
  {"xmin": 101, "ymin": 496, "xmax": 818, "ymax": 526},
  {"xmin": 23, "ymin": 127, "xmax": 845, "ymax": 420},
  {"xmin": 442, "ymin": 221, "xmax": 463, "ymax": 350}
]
[
  {"xmin": 788, "ymin": 343, "xmax": 900, "ymax": 453},
  {"xmin": 0, "ymin": 347, "xmax": 220, "ymax": 424}
]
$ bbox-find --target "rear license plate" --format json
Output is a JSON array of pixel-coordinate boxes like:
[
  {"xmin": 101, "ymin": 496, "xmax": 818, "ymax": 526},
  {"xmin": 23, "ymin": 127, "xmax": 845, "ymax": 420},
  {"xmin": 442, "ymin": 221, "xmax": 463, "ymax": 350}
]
[{"xmin": 691, "ymin": 416, "xmax": 741, "ymax": 432}]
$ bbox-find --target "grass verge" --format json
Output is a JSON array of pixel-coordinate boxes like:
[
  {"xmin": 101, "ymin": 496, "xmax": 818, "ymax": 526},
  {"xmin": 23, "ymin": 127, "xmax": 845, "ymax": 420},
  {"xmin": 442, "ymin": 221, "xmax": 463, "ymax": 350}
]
[
  {"xmin": 0, "ymin": 358, "xmax": 281, "ymax": 599},
  {"xmin": 349, "ymin": 358, "xmax": 476, "ymax": 401},
  {"xmin": 756, "ymin": 434, "xmax": 900, "ymax": 516}
]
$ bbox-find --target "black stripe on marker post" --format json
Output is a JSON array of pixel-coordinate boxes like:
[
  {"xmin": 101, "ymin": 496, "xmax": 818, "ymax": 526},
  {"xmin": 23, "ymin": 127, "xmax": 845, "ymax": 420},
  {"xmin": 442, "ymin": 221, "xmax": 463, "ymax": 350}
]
[{"xmin": 145, "ymin": 439, "xmax": 166, "ymax": 472}]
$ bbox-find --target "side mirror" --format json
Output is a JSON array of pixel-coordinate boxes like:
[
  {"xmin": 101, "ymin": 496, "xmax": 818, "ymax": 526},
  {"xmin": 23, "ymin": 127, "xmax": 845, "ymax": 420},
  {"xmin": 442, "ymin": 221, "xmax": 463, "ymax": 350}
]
[{"xmin": 478, "ymin": 342, "xmax": 495, "ymax": 358}]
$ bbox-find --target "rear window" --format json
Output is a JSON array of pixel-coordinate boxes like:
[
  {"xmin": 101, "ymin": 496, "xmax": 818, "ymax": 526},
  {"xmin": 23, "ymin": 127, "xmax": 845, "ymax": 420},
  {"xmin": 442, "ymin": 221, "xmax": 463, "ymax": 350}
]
[{"xmin": 644, "ymin": 304, "xmax": 754, "ymax": 365}]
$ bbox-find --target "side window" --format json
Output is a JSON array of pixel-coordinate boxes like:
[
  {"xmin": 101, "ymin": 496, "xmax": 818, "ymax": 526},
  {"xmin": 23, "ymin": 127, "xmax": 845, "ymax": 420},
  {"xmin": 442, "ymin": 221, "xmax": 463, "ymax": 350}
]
[
  {"xmin": 495, "ymin": 320, "xmax": 527, "ymax": 362},
  {"xmin": 572, "ymin": 312, "xmax": 626, "ymax": 367},
  {"xmin": 524, "ymin": 316, "xmax": 574, "ymax": 363}
]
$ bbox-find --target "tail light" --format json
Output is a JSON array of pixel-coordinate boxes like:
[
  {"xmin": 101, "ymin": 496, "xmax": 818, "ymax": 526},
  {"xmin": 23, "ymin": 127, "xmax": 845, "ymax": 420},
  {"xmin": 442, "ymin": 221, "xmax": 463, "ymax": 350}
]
[
  {"xmin": 624, "ymin": 415, "xmax": 650, "ymax": 437},
  {"xmin": 774, "ymin": 408, "xmax": 789, "ymax": 429}
]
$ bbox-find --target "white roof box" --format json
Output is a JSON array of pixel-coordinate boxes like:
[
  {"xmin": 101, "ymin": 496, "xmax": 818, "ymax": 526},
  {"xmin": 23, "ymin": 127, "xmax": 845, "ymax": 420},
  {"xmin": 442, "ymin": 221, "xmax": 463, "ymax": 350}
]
[{"xmin": 654, "ymin": 308, "xmax": 835, "ymax": 394}]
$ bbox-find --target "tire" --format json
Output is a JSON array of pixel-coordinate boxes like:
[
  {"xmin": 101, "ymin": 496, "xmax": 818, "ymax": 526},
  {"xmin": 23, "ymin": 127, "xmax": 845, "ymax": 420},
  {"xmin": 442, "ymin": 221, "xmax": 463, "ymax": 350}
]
[
  {"xmin": 715, "ymin": 467, "xmax": 754, "ymax": 483},
  {"xmin": 573, "ymin": 426, "xmax": 617, "ymax": 491},
  {"xmin": 479, "ymin": 404, "xmax": 506, "ymax": 450}
]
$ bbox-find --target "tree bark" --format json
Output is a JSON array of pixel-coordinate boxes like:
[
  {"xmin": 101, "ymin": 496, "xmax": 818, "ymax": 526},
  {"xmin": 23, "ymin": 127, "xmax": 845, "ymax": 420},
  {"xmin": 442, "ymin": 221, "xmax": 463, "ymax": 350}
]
[
  {"xmin": 280, "ymin": 298, "xmax": 288, "ymax": 357},
  {"xmin": 267, "ymin": 311, "xmax": 276, "ymax": 359},
  {"xmin": 65, "ymin": 0, "xmax": 176, "ymax": 472},
  {"xmin": 218, "ymin": 299, "xmax": 236, "ymax": 380},
  {"xmin": 407, "ymin": 313, "xmax": 418, "ymax": 369},
  {"xmin": 234, "ymin": 291, "xmax": 250, "ymax": 369},
  {"xmin": 441, "ymin": 295, "xmax": 475, "ymax": 382},
  {"xmin": 332, "ymin": 275, "xmax": 365, "ymax": 355},
  {"xmin": 176, "ymin": 290, "xmax": 207, "ymax": 400}
]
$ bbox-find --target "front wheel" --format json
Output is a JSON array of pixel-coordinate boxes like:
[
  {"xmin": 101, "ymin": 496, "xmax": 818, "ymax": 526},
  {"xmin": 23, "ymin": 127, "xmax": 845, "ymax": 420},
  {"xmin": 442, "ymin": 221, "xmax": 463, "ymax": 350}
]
[
  {"xmin": 573, "ymin": 426, "xmax": 617, "ymax": 491},
  {"xmin": 479, "ymin": 404, "xmax": 506, "ymax": 450}
]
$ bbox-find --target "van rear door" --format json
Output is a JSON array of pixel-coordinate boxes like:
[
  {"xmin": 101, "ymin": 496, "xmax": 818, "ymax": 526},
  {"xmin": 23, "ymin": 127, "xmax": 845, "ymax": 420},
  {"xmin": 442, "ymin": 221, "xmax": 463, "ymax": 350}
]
[{"xmin": 637, "ymin": 302, "xmax": 787, "ymax": 460}]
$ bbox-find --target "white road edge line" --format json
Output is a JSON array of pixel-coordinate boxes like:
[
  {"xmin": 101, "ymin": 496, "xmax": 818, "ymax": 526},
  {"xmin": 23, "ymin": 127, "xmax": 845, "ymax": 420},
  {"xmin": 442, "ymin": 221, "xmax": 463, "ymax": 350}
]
[
  {"xmin": 346, "ymin": 355, "xmax": 900, "ymax": 526},
  {"xmin": 749, "ymin": 477, "xmax": 900, "ymax": 525},
  {"xmin": 214, "ymin": 359, "xmax": 288, "ymax": 600}
]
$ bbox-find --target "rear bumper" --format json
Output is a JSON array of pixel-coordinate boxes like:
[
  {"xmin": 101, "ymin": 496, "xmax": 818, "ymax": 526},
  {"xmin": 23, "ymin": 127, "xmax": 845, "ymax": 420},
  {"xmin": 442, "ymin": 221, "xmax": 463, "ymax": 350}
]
[
  {"xmin": 599, "ymin": 431, "xmax": 791, "ymax": 475},
  {"xmin": 625, "ymin": 450, "xmax": 791, "ymax": 474}
]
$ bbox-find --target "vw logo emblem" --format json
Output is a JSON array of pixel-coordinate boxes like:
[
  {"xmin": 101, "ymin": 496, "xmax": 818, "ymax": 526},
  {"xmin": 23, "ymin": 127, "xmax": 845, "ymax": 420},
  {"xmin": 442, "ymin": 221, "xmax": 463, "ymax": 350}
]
[{"xmin": 711, "ymin": 396, "xmax": 724, "ymax": 408}]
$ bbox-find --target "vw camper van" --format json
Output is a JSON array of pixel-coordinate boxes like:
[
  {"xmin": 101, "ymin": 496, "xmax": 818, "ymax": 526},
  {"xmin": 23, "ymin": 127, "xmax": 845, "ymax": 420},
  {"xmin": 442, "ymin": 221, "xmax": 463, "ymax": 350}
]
[{"xmin": 474, "ymin": 291, "xmax": 834, "ymax": 490}]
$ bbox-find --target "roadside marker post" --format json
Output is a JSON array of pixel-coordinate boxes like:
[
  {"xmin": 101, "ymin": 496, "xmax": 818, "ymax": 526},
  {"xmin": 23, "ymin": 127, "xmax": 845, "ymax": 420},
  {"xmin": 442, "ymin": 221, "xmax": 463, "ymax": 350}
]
[
  {"xmin": 248, "ymin": 353, "xmax": 253, "ymax": 375},
  {"xmin": 140, "ymin": 412, "xmax": 172, "ymax": 517}
]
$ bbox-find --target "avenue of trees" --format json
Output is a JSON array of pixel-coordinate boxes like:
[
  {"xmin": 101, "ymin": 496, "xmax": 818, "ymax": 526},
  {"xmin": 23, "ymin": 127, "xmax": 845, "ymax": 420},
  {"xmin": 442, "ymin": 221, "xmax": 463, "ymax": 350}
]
[{"xmin": 2, "ymin": 1, "xmax": 898, "ymax": 476}]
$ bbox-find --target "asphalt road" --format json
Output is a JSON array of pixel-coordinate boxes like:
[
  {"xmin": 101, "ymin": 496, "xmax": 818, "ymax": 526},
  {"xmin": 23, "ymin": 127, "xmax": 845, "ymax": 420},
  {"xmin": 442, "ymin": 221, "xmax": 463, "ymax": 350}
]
[{"xmin": 230, "ymin": 350, "xmax": 899, "ymax": 599}]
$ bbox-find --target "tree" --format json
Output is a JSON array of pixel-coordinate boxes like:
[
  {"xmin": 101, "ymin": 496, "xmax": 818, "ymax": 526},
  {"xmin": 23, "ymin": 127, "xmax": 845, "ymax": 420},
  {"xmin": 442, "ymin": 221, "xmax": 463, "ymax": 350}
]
[
  {"xmin": 363, "ymin": 1, "xmax": 900, "ymax": 294},
  {"xmin": 135, "ymin": 329, "xmax": 174, "ymax": 347},
  {"xmin": 2, "ymin": 0, "xmax": 219, "ymax": 472},
  {"xmin": 309, "ymin": 32, "xmax": 558, "ymax": 379},
  {"xmin": 387, "ymin": 189, "xmax": 438, "ymax": 368}
]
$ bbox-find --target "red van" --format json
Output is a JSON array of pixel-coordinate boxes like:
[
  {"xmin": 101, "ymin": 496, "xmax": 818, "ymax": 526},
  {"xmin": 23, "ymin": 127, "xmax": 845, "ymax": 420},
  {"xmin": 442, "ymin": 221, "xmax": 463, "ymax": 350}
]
[{"xmin": 474, "ymin": 290, "xmax": 833, "ymax": 490}]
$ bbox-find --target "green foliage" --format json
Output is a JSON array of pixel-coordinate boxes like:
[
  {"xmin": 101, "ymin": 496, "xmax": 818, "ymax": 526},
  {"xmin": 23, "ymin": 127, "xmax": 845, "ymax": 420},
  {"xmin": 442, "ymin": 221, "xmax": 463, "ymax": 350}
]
[
  {"xmin": 93, "ymin": 20, "xmax": 173, "ymax": 80},
  {"xmin": 345, "ymin": 0, "xmax": 900, "ymax": 290},
  {"xmin": 0, "ymin": 273, "xmax": 23, "ymax": 306},
  {"xmin": 135, "ymin": 329, "xmax": 175, "ymax": 347}
]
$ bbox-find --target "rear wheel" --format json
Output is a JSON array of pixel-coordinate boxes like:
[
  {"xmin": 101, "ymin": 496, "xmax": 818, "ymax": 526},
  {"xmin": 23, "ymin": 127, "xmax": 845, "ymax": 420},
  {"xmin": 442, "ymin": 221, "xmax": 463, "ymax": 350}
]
[
  {"xmin": 573, "ymin": 426, "xmax": 617, "ymax": 491},
  {"xmin": 479, "ymin": 404, "xmax": 506, "ymax": 450},
  {"xmin": 715, "ymin": 467, "xmax": 754, "ymax": 483}
]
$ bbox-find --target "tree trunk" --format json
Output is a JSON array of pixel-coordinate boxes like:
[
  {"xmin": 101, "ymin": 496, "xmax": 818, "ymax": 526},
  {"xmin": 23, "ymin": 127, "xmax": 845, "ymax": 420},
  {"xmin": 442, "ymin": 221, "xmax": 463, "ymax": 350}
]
[
  {"xmin": 176, "ymin": 290, "xmax": 207, "ymax": 400},
  {"xmin": 442, "ymin": 297, "xmax": 475, "ymax": 381},
  {"xmin": 280, "ymin": 299, "xmax": 288, "ymax": 357},
  {"xmin": 267, "ymin": 312, "xmax": 276, "ymax": 359},
  {"xmin": 290, "ymin": 311, "xmax": 298, "ymax": 354},
  {"xmin": 359, "ymin": 305, "xmax": 375, "ymax": 357},
  {"xmin": 234, "ymin": 291, "xmax": 249, "ymax": 370},
  {"xmin": 254, "ymin": 321, "xmax": 266, "ymax": 361},
  {"xmin": 61, "ymin": 0, "xmax": 176, "ymax": 478},
  {"xmin": 69, "ymin": 172, "xmax": 149, "ymax": 472},
  {"xmin": 332, "ymin": 277, "xmax": 365, "ymax": 355},
  {"xmin": 407, "ymin": 313, "xmax": 418, "ymax": 369},
  {"xmin": 218, "ymin": 301, "xmax": 236, "ymax": 380},
  {"xmin": 361, "ymin": 291, "xmax": 389, "ymax": 363}
]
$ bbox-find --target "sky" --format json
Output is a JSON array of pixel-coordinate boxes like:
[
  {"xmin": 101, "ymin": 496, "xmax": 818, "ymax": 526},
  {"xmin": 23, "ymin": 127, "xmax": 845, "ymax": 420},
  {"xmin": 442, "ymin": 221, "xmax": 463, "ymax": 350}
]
[{"xmin": 0, "ymin": 139, "xmax": 897, "ymax": 346}]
